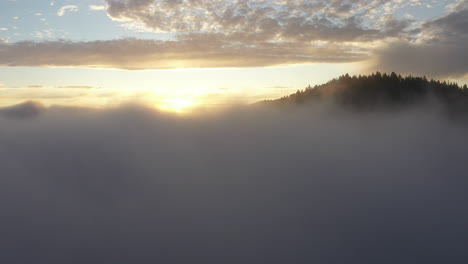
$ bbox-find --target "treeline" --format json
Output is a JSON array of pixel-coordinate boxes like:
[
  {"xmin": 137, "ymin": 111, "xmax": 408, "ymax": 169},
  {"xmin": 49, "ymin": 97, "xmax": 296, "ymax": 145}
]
[{"xmin": 266, "ymin": 72, "xmax": 468, "ymax": 111}]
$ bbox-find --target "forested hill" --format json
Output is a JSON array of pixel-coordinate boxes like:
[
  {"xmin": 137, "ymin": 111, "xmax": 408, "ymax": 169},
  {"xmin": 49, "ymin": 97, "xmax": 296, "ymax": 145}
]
[{"xmin": 265, "ymin": 72, "xmax": 468, "ymax": 111}]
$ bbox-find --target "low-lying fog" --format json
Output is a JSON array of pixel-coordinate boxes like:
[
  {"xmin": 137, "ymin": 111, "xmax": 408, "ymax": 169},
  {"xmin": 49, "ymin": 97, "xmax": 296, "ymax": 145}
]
[{"xmin": 1, "ymin": 101, "xmax": 467, "ymax": 263}]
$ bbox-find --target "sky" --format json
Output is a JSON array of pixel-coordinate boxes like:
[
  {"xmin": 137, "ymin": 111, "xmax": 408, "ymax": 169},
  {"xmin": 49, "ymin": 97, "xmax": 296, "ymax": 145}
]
[{"xmin": 0, "ymin": 0, "xmax": 467, "ymax": 110}]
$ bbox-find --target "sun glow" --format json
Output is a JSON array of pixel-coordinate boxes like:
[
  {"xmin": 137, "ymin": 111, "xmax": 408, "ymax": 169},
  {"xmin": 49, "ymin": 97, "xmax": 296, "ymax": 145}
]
[{"xmin": 158, "ymin": 97, "xmax": 200, "ymax": 113}]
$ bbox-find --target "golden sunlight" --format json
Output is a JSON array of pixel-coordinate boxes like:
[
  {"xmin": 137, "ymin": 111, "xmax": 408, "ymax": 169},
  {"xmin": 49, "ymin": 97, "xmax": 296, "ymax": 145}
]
[{"xmin": 157, "ymin": 97, "xmax": 200, "ymax": 113}]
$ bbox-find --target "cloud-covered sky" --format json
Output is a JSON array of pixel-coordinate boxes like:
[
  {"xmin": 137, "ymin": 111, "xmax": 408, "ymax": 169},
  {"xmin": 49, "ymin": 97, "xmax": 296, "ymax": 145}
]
[{"xmin": 0, "ymin": 0, "xmax": 466, "ymax": 108}]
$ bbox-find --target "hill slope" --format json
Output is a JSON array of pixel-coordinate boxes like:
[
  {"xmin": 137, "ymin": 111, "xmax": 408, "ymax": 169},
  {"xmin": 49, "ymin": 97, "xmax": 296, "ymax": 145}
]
[{"xmin": 265, "ymin": 72, "xmax": 468, "ymax": 111}]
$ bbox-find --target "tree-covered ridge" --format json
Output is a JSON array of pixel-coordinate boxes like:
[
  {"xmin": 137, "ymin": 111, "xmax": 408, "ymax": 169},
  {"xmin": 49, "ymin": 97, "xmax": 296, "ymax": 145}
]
[{"xmin": 267, "ymin": 72, "xmax": 468, "ymax": 110}]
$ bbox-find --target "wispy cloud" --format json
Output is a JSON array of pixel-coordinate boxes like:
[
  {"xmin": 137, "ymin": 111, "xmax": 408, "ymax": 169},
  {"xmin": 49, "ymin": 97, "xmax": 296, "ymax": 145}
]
[
  {"xmin": 57, "ymin": 5, "xmax": 79, "ymax": 17},
  {"xmin": 89, "ymin": 5, "xmax": 106, "ymax": 11}
]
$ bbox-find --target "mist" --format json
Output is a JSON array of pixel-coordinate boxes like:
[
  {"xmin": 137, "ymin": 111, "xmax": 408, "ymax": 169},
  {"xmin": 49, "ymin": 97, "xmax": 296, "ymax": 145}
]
[{"xmin": 1, "ymin": 100, "xmax": 467, "ymax": 264}]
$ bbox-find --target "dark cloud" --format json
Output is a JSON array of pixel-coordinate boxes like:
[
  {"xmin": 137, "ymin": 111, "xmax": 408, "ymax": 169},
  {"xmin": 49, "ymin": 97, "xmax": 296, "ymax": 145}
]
[
  {"xmin": 1, "ymin": 100, "xmax": 468, "ymax": 263},
  {"xmin": 423, "ymin": 6, "xmax": 468, "ymax": 42},
  {"xmin": 371, "ymin": 7, "xmax": 468, "ymax": 78}
]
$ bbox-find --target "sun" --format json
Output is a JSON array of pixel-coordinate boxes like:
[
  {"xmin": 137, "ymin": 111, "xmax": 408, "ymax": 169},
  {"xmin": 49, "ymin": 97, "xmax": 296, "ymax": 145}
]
[{"xmin": 158, "ymin": 97, "xmax": 200, "ymax": 113}]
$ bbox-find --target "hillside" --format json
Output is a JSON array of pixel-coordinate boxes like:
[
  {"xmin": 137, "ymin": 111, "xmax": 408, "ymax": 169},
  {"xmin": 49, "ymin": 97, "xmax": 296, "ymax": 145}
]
[{"xmin": 265, "ymin": 72, "xmax": 468, "ymax": 111}]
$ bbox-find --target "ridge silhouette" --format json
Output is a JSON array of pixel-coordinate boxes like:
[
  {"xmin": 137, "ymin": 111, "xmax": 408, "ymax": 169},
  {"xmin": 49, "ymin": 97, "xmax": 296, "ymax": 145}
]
[{"xmin": 265, "ymin": 72, "xmax": 468, "ymax": 112}]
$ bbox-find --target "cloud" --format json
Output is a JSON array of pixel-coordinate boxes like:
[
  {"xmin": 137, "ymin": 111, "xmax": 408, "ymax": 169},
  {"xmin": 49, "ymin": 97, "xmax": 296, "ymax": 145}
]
[
  {"xmin": 0, "ymin": 38, "xmax": 368, "ymax": 69},
  {"xmin": 0, "ymin": 0, "xmax": 388, "ymax": 69},
  {"xmin": 1, "ymin": 100, "xmax": 468, "ymax": 263},
  {"xmin": 370, "ymin": 6, "xmax": 468, "ymax": 78},
  {"xmin": 89, "ymin": 5, "xmax": 107, "ymax": 11},
  {"xmin": 2, "ymin": 0, "xmax": 413, "ymax": 70},
  {"xmin": 0, "ymin": 101, "xmax": 45, "ymax": 119},
  {"xmin": 0, "ymin": 0, "xmax": 464, "ymax": 76},
  {"xmin": 105, "ymin": 0, "xmax": 407, "ymax": 41},
  {"xmin": 0, "ymin": 85, "xmax": 101, "ymax": 106},
  {"xmin": 0, "ymin": 85, "xmax": 97, "ymax": 89},
  {"xmin": 57, "ymin": 5, "xmax": 79, "ymax": 16}
]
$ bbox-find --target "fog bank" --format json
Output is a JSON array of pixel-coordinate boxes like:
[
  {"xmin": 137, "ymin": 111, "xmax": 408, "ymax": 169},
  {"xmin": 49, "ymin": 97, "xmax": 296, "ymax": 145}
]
[{"xmin": 1, "ymin": 101, "xmax": 467, "ymax": 264}]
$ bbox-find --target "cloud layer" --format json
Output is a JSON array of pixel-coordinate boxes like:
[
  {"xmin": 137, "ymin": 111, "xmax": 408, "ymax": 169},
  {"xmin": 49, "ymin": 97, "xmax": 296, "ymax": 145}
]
[
  {"xmin": 1, "ymin": 100, "xmax": 468, "ymax": 263},
  {"xmin": 0, "ymin": 0, "xmax": 412, "ymax": 69},
  {"xmin": 106, "ymin": 0, "xmax": 395, "ymax": 41},
  {"xmin": 0, "ymin": 0, "xmax": 466, "ymax": 78},
  {"xmin": 0, "ymin": 38, "xmax": 366, "ymax": 69}
]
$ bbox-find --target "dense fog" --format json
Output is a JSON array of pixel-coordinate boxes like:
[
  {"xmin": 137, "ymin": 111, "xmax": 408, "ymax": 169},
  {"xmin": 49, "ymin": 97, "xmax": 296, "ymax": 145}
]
[{"xmin": 1, "ymin": 101, "xmax": 467, "ymax": 264}]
